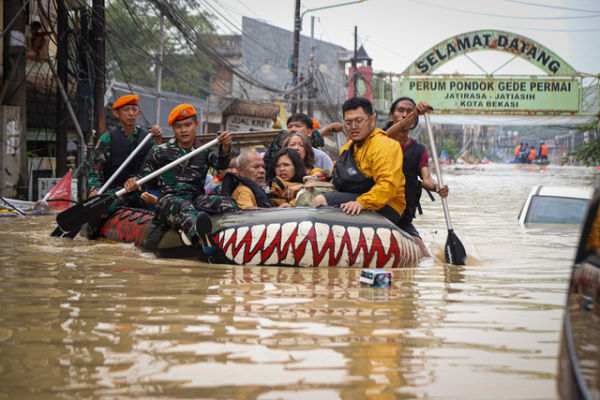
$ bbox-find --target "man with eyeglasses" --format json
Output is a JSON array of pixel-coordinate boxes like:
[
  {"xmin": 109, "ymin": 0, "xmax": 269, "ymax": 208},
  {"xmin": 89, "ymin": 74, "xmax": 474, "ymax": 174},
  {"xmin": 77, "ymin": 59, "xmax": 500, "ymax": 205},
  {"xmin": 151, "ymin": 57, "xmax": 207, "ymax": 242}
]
[
  {"xmin": 385, "ymin": 97, "xmax": 449, "ymax": 256},
  {"xmin": 312, "ymin": 97, "xmax": 407, "ymax": 228}
]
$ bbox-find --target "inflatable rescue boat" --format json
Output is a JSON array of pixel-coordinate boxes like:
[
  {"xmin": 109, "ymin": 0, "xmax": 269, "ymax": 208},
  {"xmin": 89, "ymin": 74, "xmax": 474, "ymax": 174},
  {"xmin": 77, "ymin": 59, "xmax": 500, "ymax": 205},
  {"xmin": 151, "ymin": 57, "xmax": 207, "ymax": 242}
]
[{"xmin": 96, "ymin": 207, "xmax": 422, "ymax": 268}]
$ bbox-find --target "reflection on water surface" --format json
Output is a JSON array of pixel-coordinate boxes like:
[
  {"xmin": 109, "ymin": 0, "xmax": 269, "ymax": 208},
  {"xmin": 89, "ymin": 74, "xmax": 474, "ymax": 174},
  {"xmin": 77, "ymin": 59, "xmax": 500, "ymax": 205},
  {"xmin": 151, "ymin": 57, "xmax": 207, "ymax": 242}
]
[{"xmin": 0, "ymin": 164, "xmax": 594, "ymax": 398}]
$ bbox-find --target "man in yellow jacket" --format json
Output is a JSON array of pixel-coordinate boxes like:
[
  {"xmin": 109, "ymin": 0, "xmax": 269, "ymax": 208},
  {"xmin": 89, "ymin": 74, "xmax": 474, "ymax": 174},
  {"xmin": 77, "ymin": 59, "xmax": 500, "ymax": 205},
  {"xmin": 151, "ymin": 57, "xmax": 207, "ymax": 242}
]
[{"xmin": 312, "ymin": 97, "xmax": 406, "ymax": 225}]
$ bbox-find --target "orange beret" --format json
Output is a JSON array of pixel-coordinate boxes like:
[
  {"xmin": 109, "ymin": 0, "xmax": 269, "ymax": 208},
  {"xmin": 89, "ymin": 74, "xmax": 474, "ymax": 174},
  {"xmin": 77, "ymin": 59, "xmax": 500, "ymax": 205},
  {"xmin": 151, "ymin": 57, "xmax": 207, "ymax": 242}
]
[
  {"xmin": 168, "ymin": 104, "xmax": 196, "ymax": 126},
  {"xmin": 311, "ymin": 118, "xmax": 319, "ymax": 129},
  {"xmin": 112, "ymin": 94, "xmax": 139, "ymax": 109}
]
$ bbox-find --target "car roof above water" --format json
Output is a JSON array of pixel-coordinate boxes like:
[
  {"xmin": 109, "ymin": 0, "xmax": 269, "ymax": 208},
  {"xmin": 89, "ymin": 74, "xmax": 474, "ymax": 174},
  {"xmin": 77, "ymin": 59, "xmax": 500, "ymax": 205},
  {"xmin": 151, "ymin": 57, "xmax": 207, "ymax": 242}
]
[
  {"xmin": 533, "ymin": 185, "xmax": 593, "ymax": 200},
  {"xmin": 519, "ymin": 185, "xmax": 594, "ymax": 225}
]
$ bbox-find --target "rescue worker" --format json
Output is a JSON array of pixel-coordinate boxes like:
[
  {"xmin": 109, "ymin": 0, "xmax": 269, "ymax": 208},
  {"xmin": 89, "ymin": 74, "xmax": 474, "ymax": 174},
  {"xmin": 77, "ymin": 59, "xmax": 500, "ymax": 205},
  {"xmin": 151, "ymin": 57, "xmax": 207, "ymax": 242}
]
[
  {"xmin": 528, "ymin": 146, "xmax": 537, "ymax": 163},
  {"xmin": 519, "ymin": 143, "xmax": 529, "ymax": 164},
  {"xmin": 311, "ymin": 97, "xmax": 406, "ymax": 225},
  {"xmin": 124, "ymin": 104, "xmax": 237, "ymax": 246},
  {"xmin": 538, "ymin": 142, "xmax": 548, "ymax": 162},
  {"xmin": 385, "ymin": 97, "xmax": 449, "ymax": 256},
  {"xmin": 88, "ymin": 94, "xmax": 162, "ymax": 197},
  {"xmin": 514, "ymin": 143, "xmax": 523, "ymax": 162},
  {"xmin": 86, "ymin": 94, "xmax": 163, "ymax": 241},
  {"xmin": 221, "ymin": 151, "xmax": 277, "ymax": 210}
]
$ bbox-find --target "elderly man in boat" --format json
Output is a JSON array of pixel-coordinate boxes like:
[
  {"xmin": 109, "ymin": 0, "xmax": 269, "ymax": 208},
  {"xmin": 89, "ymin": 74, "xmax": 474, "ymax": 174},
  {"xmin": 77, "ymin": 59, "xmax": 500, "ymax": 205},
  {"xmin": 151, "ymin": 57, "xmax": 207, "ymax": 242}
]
[
  {"xmin": 124, "ymin": 104, "xmax": 238, "ymax": 246},
  {"xmin": 312, "ymin": 97, "xmax": 406, "ymax": 226},
  {"xmin": 221, "ymin": 151, "xmax": 275, "ymax": 210}
]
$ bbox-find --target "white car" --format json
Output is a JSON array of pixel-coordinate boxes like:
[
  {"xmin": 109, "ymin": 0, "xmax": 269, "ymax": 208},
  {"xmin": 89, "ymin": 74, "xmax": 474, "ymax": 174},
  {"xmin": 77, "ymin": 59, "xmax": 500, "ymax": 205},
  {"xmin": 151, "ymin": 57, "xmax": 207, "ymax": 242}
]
[{"xmin": 518, "ymin": 185, "xmax": 593, "ymax": 224}]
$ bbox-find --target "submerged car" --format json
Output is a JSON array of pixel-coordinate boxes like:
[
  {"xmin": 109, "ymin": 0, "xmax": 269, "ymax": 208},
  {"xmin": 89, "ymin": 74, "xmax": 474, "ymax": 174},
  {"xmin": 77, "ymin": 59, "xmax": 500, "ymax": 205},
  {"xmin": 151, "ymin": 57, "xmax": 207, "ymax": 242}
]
[{"xmin": 518, "ymin": 185, "xmax": 593, "ymax": 225}]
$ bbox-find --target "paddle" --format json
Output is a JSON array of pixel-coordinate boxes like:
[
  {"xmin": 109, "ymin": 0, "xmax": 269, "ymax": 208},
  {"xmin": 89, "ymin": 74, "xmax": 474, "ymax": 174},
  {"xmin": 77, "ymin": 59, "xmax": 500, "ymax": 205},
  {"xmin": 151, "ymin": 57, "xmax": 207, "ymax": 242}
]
[
  {"xmin": 51, "ymin": 132, "xmax": 156, "ymax": 238},
  {"xmin": 424, "ymin": 113, "xmax": 467, "ymax": 265},
  {"xmin": 57, "ymin": 138, "xmax": 219, "ymax": 233},
  {"xmin": 0, "ymin": 197, "xmax": 26, "ymax": 215}
]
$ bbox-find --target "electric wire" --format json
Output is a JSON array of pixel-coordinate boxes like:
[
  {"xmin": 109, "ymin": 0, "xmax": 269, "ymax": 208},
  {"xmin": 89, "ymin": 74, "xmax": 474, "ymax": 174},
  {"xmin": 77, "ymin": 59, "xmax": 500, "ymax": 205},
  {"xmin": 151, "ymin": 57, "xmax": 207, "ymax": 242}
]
[{"xmin": 412, "ymin": 0, "xmax": 600, "ymax": 20}]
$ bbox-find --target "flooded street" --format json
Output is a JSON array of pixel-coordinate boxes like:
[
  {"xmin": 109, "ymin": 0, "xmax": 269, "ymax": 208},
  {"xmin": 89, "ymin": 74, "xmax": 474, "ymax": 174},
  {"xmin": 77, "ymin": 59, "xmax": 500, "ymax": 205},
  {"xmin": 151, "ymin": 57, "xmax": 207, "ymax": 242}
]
[{"xmin": 0, "ymin": 164, "xmax": 595, "ymax": 399}]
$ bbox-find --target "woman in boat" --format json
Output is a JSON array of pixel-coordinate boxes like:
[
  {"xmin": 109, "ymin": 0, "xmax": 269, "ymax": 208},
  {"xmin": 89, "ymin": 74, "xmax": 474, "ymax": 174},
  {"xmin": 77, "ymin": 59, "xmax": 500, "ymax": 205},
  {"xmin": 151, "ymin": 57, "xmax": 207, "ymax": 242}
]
[
  {"xmin": 267, "ymin": 148, "xmax": 306, "ymax": 206},
  {"xmin": 282, "ymin": 133, "xmax": 330, "ymax": 180},
  {"xmin": 282, "ymin": 133, "xmax": 314, "ymax": 174}
]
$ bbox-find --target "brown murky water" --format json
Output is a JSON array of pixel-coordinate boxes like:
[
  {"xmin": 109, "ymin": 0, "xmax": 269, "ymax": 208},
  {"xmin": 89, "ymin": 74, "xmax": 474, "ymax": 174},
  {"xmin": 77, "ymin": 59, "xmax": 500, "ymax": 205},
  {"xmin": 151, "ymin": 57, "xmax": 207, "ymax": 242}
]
[{"xmin": 0, "ymin": 164, "xmax": 594, "ymax": 399}]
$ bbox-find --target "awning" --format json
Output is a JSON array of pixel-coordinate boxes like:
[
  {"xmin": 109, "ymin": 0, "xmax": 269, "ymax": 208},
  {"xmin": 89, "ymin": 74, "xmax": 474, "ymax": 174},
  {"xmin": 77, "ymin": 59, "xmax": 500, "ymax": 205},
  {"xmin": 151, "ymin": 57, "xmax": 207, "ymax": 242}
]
[{"xmin": 425, "ymin": 114, "xmax": 597, "ymax": 126}]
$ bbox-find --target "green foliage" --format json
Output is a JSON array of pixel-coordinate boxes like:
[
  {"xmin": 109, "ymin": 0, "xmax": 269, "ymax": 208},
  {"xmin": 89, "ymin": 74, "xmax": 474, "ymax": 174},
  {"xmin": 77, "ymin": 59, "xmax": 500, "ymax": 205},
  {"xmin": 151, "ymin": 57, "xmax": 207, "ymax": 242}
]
[
  {"xmin": 442, "ymin": 138, "xmax": 457, "ymax": 160},
  {"xmin": 574, "ymin": 121, "xmax": 599, "ymax": 134},
  {"xmin": 105, "ymin": 0, "xmax": 217, "ymax": 98},
  {"xmin": 565, "ymin": 119, "xmax": 600, "ymax": 166},
  {"xmin": 566, "ymin": 138, "xmax": 600, "ymax": 166}
]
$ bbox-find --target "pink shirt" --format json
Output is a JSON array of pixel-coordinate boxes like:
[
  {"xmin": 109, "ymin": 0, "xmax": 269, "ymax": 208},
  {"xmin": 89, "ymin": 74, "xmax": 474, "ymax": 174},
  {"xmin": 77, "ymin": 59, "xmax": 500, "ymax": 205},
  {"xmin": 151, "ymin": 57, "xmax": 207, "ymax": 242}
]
[{"xmin": 401, "ymin": 138, "xmax": 429, "ymax": 171}]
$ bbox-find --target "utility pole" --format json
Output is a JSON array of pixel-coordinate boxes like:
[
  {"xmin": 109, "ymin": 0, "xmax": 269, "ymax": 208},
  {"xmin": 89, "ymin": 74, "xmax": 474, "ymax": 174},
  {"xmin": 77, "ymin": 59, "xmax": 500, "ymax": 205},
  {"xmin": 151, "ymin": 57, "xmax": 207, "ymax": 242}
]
[
  {"xmin": 307, "ymin": 15, "xmax": 315, "ymax": 116},
  {"xmin": 155, "ymin": 13, "xmax": 165, "ymax": 126},
  {"xmin": 56, "ymin": 0, "xmax": 68, "ymax": 177},
  {"xmin": 92, "ymin": 0, "xmax": 105, "ymax": 142},
  {"xmin": 291, "ymin": 0, "xmax": 301, "ymax": 114},
  {"xmin": 1, "ymin": 0, "xmax": 27, "ymax": 197},
  {"xmin": 353, "ymin": 25, "xmax": 357, "ymax": 97}
]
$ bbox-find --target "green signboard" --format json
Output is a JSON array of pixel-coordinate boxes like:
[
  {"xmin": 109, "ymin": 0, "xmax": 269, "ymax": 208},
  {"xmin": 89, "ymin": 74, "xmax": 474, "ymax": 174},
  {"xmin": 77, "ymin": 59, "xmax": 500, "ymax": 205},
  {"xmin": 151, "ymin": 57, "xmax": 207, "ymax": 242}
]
[
  {"xmin": 403, "ymin": 30, "xmax": 577, "ymax": 76},
  {"xmin": 398, "ymin": 76, "xmax": 581, "ymax": 114}
]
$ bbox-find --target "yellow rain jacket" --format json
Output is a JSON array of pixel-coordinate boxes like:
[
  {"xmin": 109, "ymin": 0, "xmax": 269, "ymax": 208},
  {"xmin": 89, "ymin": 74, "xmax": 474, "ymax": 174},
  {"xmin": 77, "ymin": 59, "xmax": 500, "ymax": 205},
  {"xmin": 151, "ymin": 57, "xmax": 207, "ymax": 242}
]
[{"xmin": 337, "ymin": 128, "xmax": 406, "ymax": 215}]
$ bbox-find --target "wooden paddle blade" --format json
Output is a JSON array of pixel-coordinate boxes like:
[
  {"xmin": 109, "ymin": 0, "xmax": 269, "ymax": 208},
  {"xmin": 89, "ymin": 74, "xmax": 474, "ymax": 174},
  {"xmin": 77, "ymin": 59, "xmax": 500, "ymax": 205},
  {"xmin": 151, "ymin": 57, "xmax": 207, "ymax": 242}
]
[
  {"xmin": 50, "ymin": 226, "xmax": 79, "ymax": 239},
  {"xmin": 56, "ymin": 194, "xmax": 115, "ymax": 232},
  {"xmin": 445, "ymin": 229, "xmax": 467, "ymax": 265}
]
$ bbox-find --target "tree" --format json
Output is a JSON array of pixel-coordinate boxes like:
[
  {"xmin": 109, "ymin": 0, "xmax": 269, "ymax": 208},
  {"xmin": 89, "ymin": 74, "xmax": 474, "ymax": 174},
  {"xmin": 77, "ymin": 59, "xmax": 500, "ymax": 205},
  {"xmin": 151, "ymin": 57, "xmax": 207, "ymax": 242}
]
[
  {"xmin": 565, "ymin": 120, "xmax": 600, "ymax": 166},
  {"xmin": 105, "ymin": 0, "xmax": 217, "ymax": 98}
]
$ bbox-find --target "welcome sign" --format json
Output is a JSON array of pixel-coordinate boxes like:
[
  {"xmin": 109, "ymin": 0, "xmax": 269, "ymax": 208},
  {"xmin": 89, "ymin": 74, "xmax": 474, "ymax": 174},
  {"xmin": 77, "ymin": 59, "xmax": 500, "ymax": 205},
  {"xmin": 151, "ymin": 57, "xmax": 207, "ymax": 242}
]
[
  {"xmin": 403, "ymin": 30, "xmax": 577, "ymax": 76},
  {"xmin": 398, "ymin": 76, "xmax": 580, "ymax": 113}
]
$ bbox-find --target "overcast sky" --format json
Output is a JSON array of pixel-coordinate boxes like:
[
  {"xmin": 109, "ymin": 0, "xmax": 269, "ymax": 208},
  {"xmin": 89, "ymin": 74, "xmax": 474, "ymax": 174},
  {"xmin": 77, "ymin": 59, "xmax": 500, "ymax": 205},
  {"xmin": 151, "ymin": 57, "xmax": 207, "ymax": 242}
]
[{"xmin": 205, "ymin": 0, "xmax": 600, "ymax": 76}]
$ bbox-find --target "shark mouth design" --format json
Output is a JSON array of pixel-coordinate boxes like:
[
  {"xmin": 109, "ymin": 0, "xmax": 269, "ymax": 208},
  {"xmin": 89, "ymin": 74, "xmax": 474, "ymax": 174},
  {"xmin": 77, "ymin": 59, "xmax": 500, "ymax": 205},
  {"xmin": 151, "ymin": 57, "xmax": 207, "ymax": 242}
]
[{"xmin": 215, "ymin": 221, "xmax": 421, "ymax": 268}]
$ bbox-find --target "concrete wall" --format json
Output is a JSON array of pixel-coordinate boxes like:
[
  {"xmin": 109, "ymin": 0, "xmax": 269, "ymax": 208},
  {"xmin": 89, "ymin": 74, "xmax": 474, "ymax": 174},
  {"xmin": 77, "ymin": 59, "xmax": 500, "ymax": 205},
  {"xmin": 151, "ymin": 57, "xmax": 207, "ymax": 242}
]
[
  {"xmin": 239, "ymin": 17, "xmax": 348, "ymax": 119},
  {"xmin": 0, "ymin": 106, "xmax": 23, "ymax": 197}
]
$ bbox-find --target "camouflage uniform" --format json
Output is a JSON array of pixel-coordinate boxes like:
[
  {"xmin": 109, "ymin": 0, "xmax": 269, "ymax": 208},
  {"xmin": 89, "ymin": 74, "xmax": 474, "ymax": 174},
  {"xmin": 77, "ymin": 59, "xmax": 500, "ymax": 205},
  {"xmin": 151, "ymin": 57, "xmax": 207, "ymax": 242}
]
[
  {"xmin": 86, "ymin": 125, "xmax": 153, "ymax": 238},
  {"xmin": 140, "ymin": 138, "xmax": 238, "ymax": 241},
  {"xmin": 88, "ymin": 124, "xmax": 151, "ymax": 212}
]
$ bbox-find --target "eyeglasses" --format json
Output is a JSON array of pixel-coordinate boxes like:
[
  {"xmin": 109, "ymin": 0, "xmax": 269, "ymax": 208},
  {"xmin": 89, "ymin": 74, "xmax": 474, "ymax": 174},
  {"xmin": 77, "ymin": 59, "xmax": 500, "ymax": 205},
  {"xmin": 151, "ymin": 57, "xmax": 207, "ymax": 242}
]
[{"xmin": 343, "ymin": 118, "xmax": 368, "ymax": 128}]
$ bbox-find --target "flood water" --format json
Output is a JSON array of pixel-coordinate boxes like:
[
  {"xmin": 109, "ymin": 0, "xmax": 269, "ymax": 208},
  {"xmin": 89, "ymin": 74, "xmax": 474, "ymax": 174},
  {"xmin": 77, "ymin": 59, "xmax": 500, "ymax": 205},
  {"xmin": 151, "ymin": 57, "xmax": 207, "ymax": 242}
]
[{"xmin": 0, "ymin": 163, "xmax": 595, "ymax": 399}]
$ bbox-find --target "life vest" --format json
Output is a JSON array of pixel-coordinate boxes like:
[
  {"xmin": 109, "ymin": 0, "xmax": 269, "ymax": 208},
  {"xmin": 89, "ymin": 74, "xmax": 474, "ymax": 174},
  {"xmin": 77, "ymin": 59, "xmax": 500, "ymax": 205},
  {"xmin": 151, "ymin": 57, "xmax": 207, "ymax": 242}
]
[
  {"xmin": 221, "ymin": 174, "xmax": 273, "ymax": 208},
  {"xmin": 528, "ymin": 148, "xmax": 537, "ymax": 161},
  {"xmin": 400, "ymin": 140, "xmax": 426, "ymax": 222},
  {"xmin": 514, "ymin": 145, "xmax": 521, "ymax": 157},
  {"xmin": 331, "ymin": 141, "xmax": 375, "ymax": 194},
  {"xmin": 269, "ymin": 177, "xmax": 302, "ymax": 206},
  {"xmin": 540, "ymin": 144, "xmax": 548, "ymax": 156},
  {"xmin": 104, "ymin": 125, "xmax": 152, "ymax": 187}
]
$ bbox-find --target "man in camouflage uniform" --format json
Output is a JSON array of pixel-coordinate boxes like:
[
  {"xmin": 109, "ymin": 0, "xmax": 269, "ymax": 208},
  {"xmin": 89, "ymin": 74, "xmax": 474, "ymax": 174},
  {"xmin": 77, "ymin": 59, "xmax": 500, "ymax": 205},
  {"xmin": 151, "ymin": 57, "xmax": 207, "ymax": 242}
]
[
  {"xmin": 88, "ymin": 94, "xmax": 162, "ymax": 198},
  {"xmin": 124, "ymin": 104, "xmax": 238, "ymax": 246},
  {"xmin": 86, "ymin": 95, "xmax": 162, "ymax": 238}
]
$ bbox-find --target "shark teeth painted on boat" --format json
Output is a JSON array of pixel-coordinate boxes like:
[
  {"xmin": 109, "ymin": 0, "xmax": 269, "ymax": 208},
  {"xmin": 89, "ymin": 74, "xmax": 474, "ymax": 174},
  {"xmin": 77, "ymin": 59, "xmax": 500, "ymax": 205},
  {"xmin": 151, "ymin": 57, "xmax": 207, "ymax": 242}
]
[
  {"xmin": 294, "ymin": 221, "xmax": 313, "ymax": 249},
  {"xmin": 279, "ymin": 222, "xmax": 297, "ymax": 254},
  {"xmin": 376, "ymin": 227, "xmax": 391, "ymax": 253},
  {"xmin": 235, "ymin": 226, "xmax": 249, "ymax": 249},
  {"xmin": 215, "ymin": 215, "xmax": 420, "ymax": 268},
  {"xmin": 314, "ymin": 223, "xmax": 331, "ymax": 267},
  {"xmin": 331, "ymin": 225, "xmax": 346, "ymax": 265}
]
